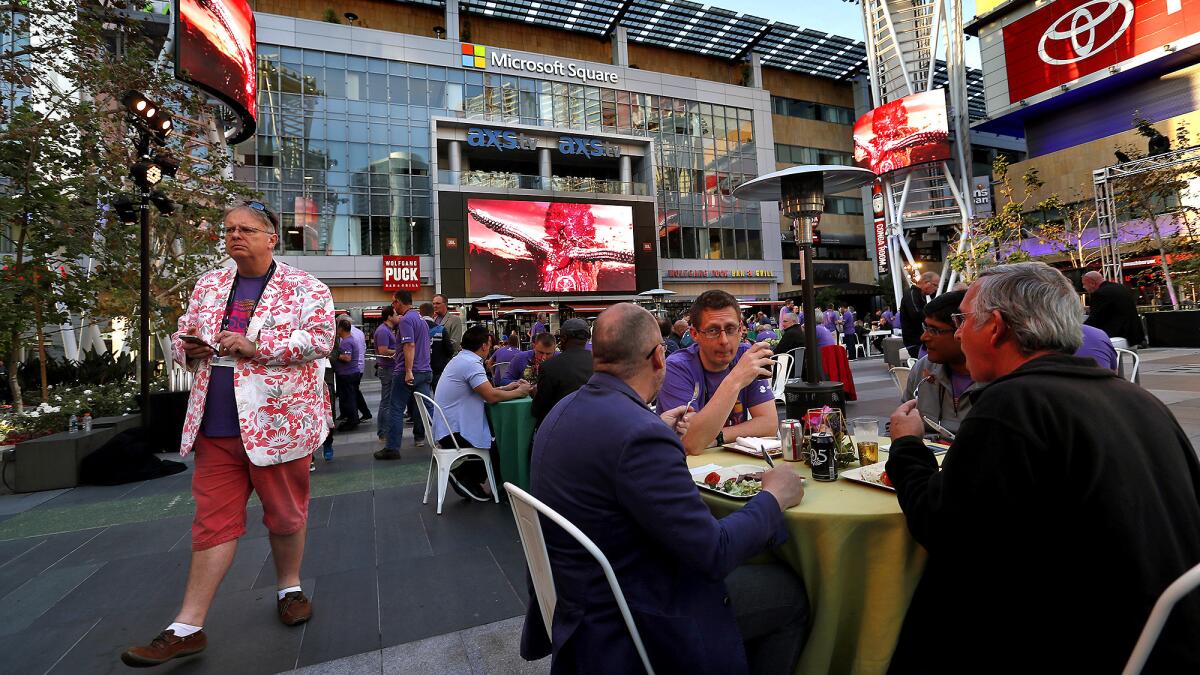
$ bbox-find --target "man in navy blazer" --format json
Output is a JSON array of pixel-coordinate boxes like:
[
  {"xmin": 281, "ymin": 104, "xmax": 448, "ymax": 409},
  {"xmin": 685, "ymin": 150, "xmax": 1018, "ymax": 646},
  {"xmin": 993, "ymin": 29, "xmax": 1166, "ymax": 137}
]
[{"xmin": 521, "ymin": 303, "xmax": 809, "ymax": 675}]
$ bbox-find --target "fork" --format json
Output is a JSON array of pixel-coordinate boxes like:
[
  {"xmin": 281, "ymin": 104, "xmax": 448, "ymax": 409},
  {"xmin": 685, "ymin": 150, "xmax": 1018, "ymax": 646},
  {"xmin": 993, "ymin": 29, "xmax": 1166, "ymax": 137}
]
[{"xmin": 685, "ymin": 381, "xmax": 700, "ymax": 412}]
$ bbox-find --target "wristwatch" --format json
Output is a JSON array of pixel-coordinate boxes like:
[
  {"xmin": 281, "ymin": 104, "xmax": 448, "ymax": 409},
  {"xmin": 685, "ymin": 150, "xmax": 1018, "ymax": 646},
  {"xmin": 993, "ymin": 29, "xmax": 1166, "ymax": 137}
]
[{"xmin": 715, "ymin": 430, "xmax": 725, "ymax": 446}]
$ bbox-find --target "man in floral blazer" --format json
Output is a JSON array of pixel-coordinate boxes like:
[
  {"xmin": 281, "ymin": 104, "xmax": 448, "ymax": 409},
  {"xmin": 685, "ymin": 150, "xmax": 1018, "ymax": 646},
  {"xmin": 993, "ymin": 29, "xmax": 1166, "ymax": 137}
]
[{"xmin": 122, "ymin": 202, "xmax": 334, "ymax": 667}]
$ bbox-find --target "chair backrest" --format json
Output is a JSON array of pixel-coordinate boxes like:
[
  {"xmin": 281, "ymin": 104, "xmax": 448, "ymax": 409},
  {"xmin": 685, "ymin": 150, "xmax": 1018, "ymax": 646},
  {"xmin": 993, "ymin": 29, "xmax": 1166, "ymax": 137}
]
[
  {"xmin": 890, "ymin": 367, "xmax": 910, "ymax": 400},
  {"xmin": 1115, "ymin": 348, "xmax": 1140, "ymax": 383},
  {"xmin": 412, "ymin": 392, "xmax": 454, "ymax": 451},
  {"xmin": 1122, "ymin": 562, "xmax": 1200, "ymax": 675},
  {"xmin": 492, "ymin": 362, "xmax": 511, "ymax": 381},
  {"xmin": 786, "ymin": 347, "xmax": 805, "ymax": 378},
  {"xmin": 772, "ymin": 353, "xmax": 793, "ymax": 399},
  {"xmin": 503, "ymin": 483, "xmax": 656, "ymax": 675}
]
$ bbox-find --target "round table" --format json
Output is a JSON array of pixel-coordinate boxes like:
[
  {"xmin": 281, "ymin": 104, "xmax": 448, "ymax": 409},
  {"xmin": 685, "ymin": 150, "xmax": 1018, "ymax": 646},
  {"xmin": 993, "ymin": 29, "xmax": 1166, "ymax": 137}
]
[
  {"xmin": 687, "ymin": 449, "xmax": 926, "ymax": 675},
  {"xmin": 488, "ymin": 397, "xmax": 536, "ymax": 491}
]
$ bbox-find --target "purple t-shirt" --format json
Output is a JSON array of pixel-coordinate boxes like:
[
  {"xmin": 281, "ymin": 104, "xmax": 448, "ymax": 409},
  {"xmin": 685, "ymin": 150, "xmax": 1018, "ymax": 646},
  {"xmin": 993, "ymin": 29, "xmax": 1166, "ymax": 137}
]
[
  {"xmin": 816, "ymin": 325, "xmax": 838, "ymax": 348},
  {"xmin": 842, "ymin": 311, "xmax": 856, "ymax": 335},
  {"xmin": 493, "ymin": 345, "xmax": 521, "ymax": 366},
  {"xmin": 374, "ymin": 323, "xmax": 397, "ymax": 368},
  {"xmin": 658, "ymin": 343, "xmax": 774, "ymax": 429},
  {"xmin": 530, "ymin": 321, "xmax": 547, "ymax": 338},
  {"xmin": 334, "ymin": 326, "xmax": 366, "ymax": 375},
  {"xmin": 822, "ymin": 310, "xmax": 837, "ymax": 331},
  {"xmin": 394, "ymin": 309, "xmax": 432, "ymax": 374},
  {"xmin": 201, "ymin": 273, "xmax": 268, "ymax": 438},
  {"xmin": 1075, "ymin": 324, "xmax": 1119, "ymax": 370}
]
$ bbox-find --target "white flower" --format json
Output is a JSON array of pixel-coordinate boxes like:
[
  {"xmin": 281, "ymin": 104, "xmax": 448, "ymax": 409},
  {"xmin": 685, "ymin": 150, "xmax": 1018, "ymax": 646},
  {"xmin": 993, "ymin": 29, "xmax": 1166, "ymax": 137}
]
[
  {"xmin": 123, "ymin": 392, "xmax": 132, "ymax": 398},
  {"xmin": 27, "ymin": 411, "xmax": 39, "ymax": 418},
  {"xmin": 83, "ymin": 390, "xmax": 93, "ymax": 395},
  {"xmin": 54, "ymin": 395, "xmax": 62, "ymax": 401}
]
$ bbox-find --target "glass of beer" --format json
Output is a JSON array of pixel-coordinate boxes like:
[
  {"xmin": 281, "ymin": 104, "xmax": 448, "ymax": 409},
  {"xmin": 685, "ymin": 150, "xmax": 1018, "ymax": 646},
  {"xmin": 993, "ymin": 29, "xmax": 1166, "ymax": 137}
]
[{"xmin": 849, "ymin": 417, "xmax": 882, "ymax": 466}]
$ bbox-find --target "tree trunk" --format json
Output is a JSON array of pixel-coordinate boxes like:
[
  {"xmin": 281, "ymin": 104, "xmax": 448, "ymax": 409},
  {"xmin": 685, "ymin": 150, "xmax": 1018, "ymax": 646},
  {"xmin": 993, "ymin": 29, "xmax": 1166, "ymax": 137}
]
[
  {"xmin": 33, "ymin": 292, "xmax": 48, "ymax": 403},
  {"xmin": 7, "ymin": 332, "xmax": 21, "ymax": 413},
  {"xmin": 1150, "ymin": 216, "xmax": 1180, "ymax": 310}
]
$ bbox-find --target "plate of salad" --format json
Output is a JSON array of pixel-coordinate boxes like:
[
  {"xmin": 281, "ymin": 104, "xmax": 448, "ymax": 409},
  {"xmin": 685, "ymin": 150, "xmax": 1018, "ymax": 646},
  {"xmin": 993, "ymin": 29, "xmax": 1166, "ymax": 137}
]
[{"xmin": 689, "ymin": 463, "xmax": 773, "ymax": 500}]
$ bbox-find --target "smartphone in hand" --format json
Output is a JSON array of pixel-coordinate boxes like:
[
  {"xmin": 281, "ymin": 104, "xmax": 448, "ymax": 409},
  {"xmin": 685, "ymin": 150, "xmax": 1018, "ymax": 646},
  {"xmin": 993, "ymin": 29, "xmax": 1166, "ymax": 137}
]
[{"xmin": 180, "ymin": 334, "xmax": 217, "ymax": 351}]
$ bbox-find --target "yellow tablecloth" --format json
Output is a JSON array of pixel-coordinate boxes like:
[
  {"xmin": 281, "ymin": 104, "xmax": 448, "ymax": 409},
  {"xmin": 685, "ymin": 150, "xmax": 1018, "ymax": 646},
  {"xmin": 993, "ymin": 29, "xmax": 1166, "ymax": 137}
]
[{"xmin": 687, "ymin": 450, "xmax": 927, "ymax": 675}]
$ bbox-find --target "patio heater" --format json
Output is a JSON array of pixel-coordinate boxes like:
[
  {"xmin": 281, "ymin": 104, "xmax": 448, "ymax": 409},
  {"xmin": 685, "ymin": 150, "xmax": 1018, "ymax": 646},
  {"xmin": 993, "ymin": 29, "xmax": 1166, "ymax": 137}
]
[
  {"xmin": 638, "ymin": 288, "xmax": 676, "ymax": 318},
  {"xmin": 474, "ymin": 293, "xmax": 513, "ymax": 341},
  {"xmin": 733, "ymin": 165, "xmax": 874, "ymax": 414}
]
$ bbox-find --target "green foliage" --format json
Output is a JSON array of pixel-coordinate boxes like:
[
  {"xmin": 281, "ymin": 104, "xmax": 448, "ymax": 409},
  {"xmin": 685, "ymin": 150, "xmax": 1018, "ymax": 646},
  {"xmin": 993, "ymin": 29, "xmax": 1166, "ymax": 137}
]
[
  {"xmin": 323, "ymin": 8, "xmax": 342, "ymax": 23},
  {"xmin": 949, "ymin": 155, "xmax": 1039, "ymax": 280},
  {"xmin": 1, "ymin": 379, "xmax": 147, "ymax": 444},
  {"xmin": 815, "ymin": 287, "xmax": 841, "ymax": 309},
  {"xmin": 14, "ymin": 351, "xmax": 135, "ymax": 392}
]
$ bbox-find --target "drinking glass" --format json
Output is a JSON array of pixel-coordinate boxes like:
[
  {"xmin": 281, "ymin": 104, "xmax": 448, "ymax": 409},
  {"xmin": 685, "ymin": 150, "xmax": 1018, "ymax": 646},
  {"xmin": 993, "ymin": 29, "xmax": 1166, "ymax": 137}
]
[{"xmin": 849, "ymin": 417, "xmax": 882, "ymax": 466}]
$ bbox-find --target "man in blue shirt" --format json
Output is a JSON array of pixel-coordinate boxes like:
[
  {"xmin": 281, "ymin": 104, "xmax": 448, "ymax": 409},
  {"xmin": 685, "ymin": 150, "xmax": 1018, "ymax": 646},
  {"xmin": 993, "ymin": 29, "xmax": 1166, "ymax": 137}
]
[
  {"xmin": 658, "ymin": 290, "xmax": 778, "ymax": 455},
  {"xmin": 333, "ymin": 318, "xmax": 366, "ymax": 431},
  {"xmin": 433, "ymin": 324, "xmax": 532, "ymax": 502},
  {"xmin": 373, "ymin": 307, "xmax": 400, "ymax": 442},
  {"xmin": 500, "ymin": 332, "xmax": 557, "ymax": 385},
  {"xmin": 376, "ymin": 290, "xmax": 433, "ymax": 460},
  {"xmin": 522, "ymin": 303, "xmax": 809, "ymax": 674}
]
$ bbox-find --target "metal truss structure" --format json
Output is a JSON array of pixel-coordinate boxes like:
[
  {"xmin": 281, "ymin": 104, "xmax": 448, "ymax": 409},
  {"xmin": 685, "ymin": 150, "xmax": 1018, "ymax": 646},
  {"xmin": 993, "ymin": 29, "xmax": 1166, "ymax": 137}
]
[
  {"xmin": 1093, "ymin": 145, "xmax": 1200, "ymax": 283},
  {"xmin": 859, "ymin": 0, "xmax": 974, "ymax": 303}
]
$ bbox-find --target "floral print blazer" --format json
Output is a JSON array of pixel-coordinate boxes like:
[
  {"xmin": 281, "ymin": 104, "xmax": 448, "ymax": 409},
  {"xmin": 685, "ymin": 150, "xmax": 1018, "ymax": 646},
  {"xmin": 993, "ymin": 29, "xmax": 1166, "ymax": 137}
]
[{"xmin": 172, "ymin": 261, "xmax": 335, "ymax": 466}]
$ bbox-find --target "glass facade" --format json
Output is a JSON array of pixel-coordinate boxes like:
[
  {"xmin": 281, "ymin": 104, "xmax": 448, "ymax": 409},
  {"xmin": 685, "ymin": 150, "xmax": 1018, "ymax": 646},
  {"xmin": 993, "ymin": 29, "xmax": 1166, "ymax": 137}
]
[
  {"xmin": 236, "ymin": 44, "xmax": 762, "ymax": 260},
  {"xmin": 775, "ymin": 144, "xmax": 854, "ymax": 166},
  {"xmin": 770, "ymin": 96, "xmax": 855, "ymax": 125}
]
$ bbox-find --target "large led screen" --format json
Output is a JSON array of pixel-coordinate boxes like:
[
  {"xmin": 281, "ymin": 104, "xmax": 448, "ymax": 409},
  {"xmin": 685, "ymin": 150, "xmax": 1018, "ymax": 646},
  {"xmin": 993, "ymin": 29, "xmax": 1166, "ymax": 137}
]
[
  {"xmin": 467, "ymin": 199, "xmax": 636, "ymax": 295},
  {"xmin": 853, "ymin": 89, "xmax": 951, "ymax": 175},
  {"xmin": 175, "ymin": 0, "xmax": 256, "ymax": 143}
]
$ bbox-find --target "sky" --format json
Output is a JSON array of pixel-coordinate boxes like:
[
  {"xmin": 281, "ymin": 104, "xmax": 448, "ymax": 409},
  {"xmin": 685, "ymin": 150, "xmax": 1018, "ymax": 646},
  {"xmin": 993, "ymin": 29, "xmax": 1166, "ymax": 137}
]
[{"xmin": 727, "ymin": 0, "xmax": 983, "ymax": 69}]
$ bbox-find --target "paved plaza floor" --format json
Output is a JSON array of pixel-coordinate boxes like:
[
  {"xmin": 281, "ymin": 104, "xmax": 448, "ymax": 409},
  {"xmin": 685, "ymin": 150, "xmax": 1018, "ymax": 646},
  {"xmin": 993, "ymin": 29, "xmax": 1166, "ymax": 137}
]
[{"xmin": 1, "ymin": 349, "xmax": 1198, "ymax": 674}]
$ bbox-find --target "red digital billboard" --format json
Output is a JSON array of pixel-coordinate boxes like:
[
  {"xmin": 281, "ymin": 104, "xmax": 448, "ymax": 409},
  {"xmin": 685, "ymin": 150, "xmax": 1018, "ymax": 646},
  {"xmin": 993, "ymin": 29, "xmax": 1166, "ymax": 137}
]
[
  {"xmin": 175, "ymin": 0, "xmax": 257, "ymax": 143},
  {"xmin": 853, "ymin": 89, "xmax": 951, "ymax": 176},
  {"xmin": 1003, "ymin": 0, "xmax": 1200, "ymax": 104},
  {"xmin": 467, "ymin": 199, "xmax": 635, "ymax": 295}
]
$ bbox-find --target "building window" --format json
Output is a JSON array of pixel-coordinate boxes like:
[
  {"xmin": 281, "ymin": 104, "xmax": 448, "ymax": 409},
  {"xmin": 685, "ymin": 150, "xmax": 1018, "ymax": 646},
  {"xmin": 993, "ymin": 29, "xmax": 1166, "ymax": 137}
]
[
  {"xmin": 775, "ymin": 144, "xmax": 853, "ymax": 167},
  {"xmin": 770, "ymin": 96, "xmax": 855, "ymax": 125}
]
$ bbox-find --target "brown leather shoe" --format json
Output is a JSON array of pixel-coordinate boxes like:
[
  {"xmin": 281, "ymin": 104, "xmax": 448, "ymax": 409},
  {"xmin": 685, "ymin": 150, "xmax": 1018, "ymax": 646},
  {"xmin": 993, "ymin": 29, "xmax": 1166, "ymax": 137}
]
[
  {"xmin": 278, "ymin": 590, "xmax": 313, "ymax": 626},
  {"xmin": 121, "ymin": 629, "xmax": 207, "ymax": 667}
]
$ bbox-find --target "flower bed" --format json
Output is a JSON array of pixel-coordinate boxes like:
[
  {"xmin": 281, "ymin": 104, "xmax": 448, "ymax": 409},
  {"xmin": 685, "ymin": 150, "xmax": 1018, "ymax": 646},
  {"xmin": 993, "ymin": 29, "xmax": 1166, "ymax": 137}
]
[{"xmin": 0, "ymin": 380, "xmax": 146, "ymax": 445}]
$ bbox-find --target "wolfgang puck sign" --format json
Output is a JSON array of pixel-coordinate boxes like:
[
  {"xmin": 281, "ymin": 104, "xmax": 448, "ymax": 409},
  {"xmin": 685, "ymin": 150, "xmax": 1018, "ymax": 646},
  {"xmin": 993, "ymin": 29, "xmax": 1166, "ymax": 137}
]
[{"xmin": 382, "ymin": 256, "xmax": 421, "ymax": 291}]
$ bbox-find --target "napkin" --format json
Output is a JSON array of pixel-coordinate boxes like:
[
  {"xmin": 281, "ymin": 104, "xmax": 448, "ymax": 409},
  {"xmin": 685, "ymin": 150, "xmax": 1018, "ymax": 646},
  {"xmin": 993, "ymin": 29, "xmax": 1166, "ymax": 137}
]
[{"xmin": 734, "ymin": 437, "xmax": 781, "ymax": 453}]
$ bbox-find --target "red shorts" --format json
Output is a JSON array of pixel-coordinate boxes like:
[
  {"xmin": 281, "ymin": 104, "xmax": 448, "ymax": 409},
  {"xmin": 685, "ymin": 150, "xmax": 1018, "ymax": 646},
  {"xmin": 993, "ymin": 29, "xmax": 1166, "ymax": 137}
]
[{"xmin": 191, "ymin": 433, "xmax": 310, "ymax": 551}]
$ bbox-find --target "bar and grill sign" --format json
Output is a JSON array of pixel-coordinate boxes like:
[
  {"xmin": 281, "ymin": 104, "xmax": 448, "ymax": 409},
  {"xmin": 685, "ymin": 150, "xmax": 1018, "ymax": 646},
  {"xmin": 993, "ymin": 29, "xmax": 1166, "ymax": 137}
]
[{"xmin": 383, "ymin": 256, "xmax": 420, "ymax": 291}]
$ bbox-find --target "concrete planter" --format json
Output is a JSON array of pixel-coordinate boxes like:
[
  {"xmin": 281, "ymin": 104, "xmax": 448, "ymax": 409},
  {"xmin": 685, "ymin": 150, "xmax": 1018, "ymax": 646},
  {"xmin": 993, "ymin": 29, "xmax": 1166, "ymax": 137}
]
[
  {"xmin": 10, "ymin": 427, "xmax": 119, "ymax": 493},
  {"xmin": 92, "ymin": 413, "xmax": 143, "ymax": 435}
]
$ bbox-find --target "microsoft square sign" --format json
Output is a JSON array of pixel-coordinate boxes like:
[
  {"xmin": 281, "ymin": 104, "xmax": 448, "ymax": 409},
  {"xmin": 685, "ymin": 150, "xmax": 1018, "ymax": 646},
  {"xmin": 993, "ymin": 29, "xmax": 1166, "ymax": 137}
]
[{"xmin": 461, "ymin": 43, "xmax": 486, "ymax": 69}]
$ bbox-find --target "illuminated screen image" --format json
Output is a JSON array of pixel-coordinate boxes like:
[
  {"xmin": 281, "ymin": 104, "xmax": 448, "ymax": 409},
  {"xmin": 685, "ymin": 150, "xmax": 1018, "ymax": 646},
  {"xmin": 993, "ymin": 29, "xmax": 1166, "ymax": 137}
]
[
  {"xmin": 467, "ymin": 199, "xmax": 636, "ymax": 295},
  {"xmin": 853, "ymin": 89, "xmax": 950, "ymax": 175},
  {"xmin": 176, "ymin": 0, "xmax": 257, "ymax": 143}
]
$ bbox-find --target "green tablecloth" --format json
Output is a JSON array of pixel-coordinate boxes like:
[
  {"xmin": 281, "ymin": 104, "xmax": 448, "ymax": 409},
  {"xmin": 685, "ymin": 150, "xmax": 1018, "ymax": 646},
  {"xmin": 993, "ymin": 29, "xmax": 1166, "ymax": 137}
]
[
  {"xmin": 688, "ymin": 450, "xmax": 927, "ymax": 675},
  {"xmin": 488, "ymin": 397, "xmax": 536, "ymax": 490}
]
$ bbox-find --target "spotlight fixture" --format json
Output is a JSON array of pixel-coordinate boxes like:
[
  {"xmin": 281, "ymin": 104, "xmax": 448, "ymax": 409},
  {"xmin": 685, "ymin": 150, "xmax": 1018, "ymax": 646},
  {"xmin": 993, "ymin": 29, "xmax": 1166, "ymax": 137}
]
[
  {"xmin": 131, "ymin": 160, "xmax": 163, "ymax": 189},
  {"xmin": 433, "ymin": 25, "xmax": 446, "ymax": 39},
  {"xmin": 113, "ymin": 196, "xmax": 138, "ymax": 224},
  {"xmin": 149, "ymin": 191, "xmax": 175, "ymax": 215},
  {"xmin": 121, "ymin": 90, "xmax": 175, "ymax": 144},
  {"xmin": 344, "ymin": 11, "xmax": 358, "ymax": 23},
  {"xmin": 152, "ymin": 153, "xmax": 179, "ymax": 179}
]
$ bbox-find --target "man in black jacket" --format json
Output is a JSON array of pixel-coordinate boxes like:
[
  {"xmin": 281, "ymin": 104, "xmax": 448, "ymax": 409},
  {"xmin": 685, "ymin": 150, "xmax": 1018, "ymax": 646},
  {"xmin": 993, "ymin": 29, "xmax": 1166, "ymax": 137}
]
[
  {"xmin": 886, "ymin": 262, "xmax": 1200, "ymax": 674},
  {"xmin": 899, "ymin": 271, "xmax": 939, "ymax": 354},
  {"xmin": 531, "ymin": 318, "xmax": 593, "ymax": 426},
  {"xmin": 1082, "ymin": 270, "xmax": 1145, "ymax": 346}
]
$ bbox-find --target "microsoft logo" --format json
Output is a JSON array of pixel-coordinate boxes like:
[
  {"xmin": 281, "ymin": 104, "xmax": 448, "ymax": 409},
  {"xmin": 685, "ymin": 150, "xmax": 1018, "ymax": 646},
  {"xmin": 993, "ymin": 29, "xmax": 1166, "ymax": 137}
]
[{"xmin": 461, "ymin": 43, "xmax": 486, "ymax": 69}]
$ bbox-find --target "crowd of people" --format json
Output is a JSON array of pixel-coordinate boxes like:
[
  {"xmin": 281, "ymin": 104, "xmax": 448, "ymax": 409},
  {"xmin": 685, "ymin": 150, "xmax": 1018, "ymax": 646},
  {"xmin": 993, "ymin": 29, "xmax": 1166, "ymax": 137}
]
[{"xmin": 121, "ymin": 201, "xmax": 1198, "ymax": 673}]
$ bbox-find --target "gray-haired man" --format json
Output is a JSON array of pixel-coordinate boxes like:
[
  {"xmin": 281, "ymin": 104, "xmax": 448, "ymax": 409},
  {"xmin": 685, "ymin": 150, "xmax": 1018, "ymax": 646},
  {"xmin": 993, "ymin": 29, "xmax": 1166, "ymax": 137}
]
[{"xmin": 885, "ymin": 262, "xmax": 1200, "ymax": 674}]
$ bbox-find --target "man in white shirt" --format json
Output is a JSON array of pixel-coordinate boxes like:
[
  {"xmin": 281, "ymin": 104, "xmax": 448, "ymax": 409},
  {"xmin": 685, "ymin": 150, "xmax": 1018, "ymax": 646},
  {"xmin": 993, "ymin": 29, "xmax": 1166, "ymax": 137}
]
[{"xmin": 433, "ymin": 324, "xmax": 531, "ymax": 501}]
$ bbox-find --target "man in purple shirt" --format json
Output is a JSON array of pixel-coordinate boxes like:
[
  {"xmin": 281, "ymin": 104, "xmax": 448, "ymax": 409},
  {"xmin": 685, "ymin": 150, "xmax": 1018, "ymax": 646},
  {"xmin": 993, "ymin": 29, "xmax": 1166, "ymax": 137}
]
[
  {"xmin": 658, "ymin": 290, "xmax": 778, "ymax": 455},
  {"xmin": 501, "ymin": 333, "xmax": 557, "ymax": 385},
  {"xmin": 376, "ymin": 290, "xmax": 433, "ymax": 460},
  {"xmin": 1075, "ymin": 324, "xmax": 1119, "ymax": 371},
  {"xmin": 334, "ymin": 318, "xmax": 366, "ymax": 431},
  {"xmin": 373, "ymin": 307, "xmax": 400, "ymax": 442},
  {"xmin": 530, "ymin": 313, "xmax": 548, "ymax": 340}
]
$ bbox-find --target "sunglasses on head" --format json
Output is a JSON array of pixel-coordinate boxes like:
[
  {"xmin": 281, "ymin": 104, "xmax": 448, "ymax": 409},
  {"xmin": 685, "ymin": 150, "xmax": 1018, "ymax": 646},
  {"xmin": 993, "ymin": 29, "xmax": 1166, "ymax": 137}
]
[{"xmin": 242, "ymin": 200, "xmax": 280, "ymax": 230}]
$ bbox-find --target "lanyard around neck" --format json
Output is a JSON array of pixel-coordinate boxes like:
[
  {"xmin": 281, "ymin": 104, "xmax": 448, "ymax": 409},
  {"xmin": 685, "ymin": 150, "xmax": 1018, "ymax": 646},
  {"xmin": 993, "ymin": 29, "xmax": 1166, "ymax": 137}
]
[{"xmin": 220, "ymin": 261, "xmax": 277, "ymax": 332}]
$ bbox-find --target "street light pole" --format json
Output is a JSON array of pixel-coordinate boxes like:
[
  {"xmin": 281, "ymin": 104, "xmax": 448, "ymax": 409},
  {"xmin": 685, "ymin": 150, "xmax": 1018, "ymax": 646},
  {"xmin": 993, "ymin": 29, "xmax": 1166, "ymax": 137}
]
[{"xmin": 140, "ymin": 185, "xmax": 151, "ymax": 409}]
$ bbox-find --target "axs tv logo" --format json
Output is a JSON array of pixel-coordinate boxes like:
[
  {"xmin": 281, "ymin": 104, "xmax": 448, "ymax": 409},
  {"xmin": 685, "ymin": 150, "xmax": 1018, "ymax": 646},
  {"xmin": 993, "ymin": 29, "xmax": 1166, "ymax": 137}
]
[{"xmin": 465, "ymin": 127, "xmax": 537, "ymax": 151}]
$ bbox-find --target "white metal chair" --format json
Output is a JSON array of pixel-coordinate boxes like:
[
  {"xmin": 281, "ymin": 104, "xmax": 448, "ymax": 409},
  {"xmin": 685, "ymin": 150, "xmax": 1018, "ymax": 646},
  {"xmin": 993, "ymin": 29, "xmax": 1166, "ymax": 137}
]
[
  {"xmin": 854, "ymin": 342, "xmax": 867, "ymax": 359},
  {"xmin": 890, "ymin": 366, "xmax": 910, "ymax": 401},
  {"xmin": 1121, "ymin": 562, "xmax": 1200, "ymax": 675},
  {"xmin": 492, "ymin": 362, "xmax": 511, "ymax": 382},
  {"xmin": 786, "ymin": 347, "xmax": 805, "ymax": 378},
  {"xmin": 412, "ymin": 392, "xmax": 500, "ymax": 514},
  {"xmin": 504, "ymin": 482, "xmax": 656, "ymax": 675},
  {"xmin": 1116, "ymin": 348, "xmax": 1140, "ymax": 383},
  {"xmin": 772, "ymin": 352, "xmax": 794, "ymax": 402}
]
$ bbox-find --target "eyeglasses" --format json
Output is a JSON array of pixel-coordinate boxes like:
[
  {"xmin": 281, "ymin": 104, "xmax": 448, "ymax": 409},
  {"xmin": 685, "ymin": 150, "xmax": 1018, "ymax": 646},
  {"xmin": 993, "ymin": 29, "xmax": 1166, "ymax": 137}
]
[
  {"xmin": 696, "ymin": 326, "xmax": 740, "ymax": 340},
  {"xmin": 922, "ymin": 322, "xmax": 955, "ymax": 337},
  {"xmin": 223, "ymin": 225, "xmax": 275, "ymax": 237},
  {"xmin": 645, "ymin": 341, "xmax": 665, "ymax": 360},
  {"xmin": 951, "ymin": 311, "xmax": 991, "ymax": 329}
]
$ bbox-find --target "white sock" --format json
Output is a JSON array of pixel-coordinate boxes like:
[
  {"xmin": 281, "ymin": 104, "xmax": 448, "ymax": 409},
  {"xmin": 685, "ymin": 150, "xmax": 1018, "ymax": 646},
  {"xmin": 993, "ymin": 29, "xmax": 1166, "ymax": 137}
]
[
  {"xmin": 278, "ymin": 585, "xmax": 302, "ymax": 600},
  {"xmin": 166, "ymin": 622, "xmax": 202, "ymax": 637}
]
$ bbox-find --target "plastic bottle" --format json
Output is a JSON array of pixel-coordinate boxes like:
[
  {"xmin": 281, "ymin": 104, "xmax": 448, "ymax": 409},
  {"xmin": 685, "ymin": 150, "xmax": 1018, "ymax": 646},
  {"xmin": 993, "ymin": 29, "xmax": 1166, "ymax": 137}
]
[
  {"xmin": 82, "ymin": 413, "xmax": 92, "ymax": 433},
  {"xmin": 68, "ymin": 414, "xmax": 78, "ymax": 434}
]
